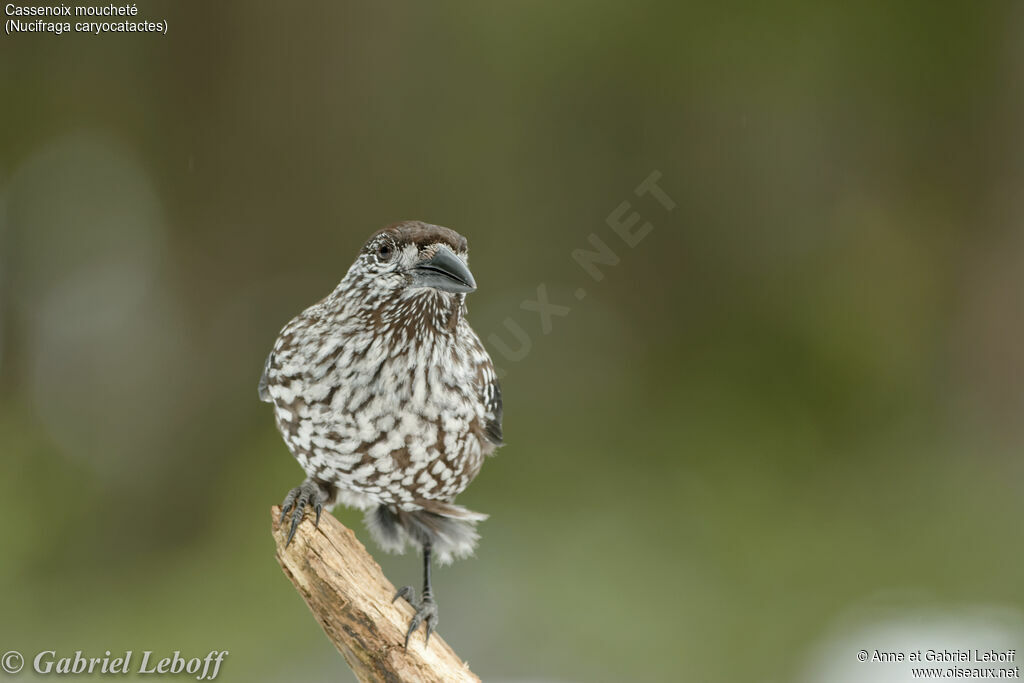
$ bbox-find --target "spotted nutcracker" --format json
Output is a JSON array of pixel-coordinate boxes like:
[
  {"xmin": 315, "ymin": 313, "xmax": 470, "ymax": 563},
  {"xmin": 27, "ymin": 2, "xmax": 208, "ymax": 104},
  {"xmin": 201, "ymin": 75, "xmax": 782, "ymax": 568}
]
[{"xmin": 259, "ymin": 221, "xmax": 503, "ymax": 646}]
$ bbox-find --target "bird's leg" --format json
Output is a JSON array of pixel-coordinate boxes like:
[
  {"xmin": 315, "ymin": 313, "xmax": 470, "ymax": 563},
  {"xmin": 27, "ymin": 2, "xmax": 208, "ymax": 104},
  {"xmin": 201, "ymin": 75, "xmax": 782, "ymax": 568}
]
[
  {"xmin": 279, "ymin": 479, "xmax": 330, "ymax": 547},
  {"xmin": 392, "ymin": 543, "xmax": 439, "ymax": 648}
]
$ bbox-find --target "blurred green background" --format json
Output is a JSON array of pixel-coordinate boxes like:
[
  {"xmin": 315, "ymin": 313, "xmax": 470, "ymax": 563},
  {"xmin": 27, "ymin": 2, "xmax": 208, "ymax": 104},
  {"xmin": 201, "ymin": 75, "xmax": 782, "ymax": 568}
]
[{"xmin": 2, "ymin": 2, "xmax": 1023, "ymax": 682}]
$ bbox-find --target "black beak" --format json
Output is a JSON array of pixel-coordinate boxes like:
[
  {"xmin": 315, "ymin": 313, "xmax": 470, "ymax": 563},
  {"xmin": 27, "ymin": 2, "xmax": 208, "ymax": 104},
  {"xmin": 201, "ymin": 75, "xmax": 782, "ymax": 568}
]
[{"xmin": 409, "ymin": 245, "xmax": 477, "ymax": 294}]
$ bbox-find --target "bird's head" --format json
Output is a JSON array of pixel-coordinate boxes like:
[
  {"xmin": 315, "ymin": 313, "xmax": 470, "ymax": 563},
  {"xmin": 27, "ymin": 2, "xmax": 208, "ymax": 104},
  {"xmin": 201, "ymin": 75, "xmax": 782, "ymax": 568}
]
[{"xmin": 351, "ymin": 221, "xmax": 476, "ymax": 298}]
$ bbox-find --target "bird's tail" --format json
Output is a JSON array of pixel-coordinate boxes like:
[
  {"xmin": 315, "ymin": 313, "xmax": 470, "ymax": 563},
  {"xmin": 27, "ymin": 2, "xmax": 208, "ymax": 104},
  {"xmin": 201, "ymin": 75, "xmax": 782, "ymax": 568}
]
[{"xmin": 364, "ymin": 501, "xmax": 488, "ymax": 565}]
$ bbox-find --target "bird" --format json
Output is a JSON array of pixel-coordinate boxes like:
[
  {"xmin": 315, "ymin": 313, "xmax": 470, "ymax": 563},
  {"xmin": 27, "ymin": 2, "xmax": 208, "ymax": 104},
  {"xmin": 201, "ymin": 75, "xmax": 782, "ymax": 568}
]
[{"xmin": 259, "ymin": 220, "xmax": 503, "ymax": 647}]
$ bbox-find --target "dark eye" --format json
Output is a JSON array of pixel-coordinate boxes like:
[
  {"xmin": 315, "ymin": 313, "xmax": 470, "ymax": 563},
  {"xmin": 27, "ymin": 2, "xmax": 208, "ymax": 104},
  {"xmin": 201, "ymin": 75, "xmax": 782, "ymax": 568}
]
[{"xmin": 377, "ymin": 243, "xmax": 394, "ymax": 261}]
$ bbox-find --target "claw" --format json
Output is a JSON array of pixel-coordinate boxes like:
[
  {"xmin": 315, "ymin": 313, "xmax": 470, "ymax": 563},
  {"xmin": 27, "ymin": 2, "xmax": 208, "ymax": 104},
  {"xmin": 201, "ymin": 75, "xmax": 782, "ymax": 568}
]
[
  {"xmin": 280, "ymin": 486, "xmax": 300, "ymax": 523},
  {"xmin": 279, "ymin": 480, "xmax": 330, "ymax": 548},
  {"xmin": 424, "ymin": 616, "xmax": 437, "ymax": 646},
  {"xmin": 286, "ymin": 497, "xmax": 307, "ymax": 547},
  {"xmin": 286, "ymin": 513, "xmax": 301, "ymax": 546},
  {"xmin": 403, "ymin": 613, "xmax": 423, "ymax": 649},
  {"xmin": 392, "ymin": 585, "xmax": 415, "ymax": 604},
  {"xmin": 279, "ymin": 495, "xmax": 296, "ymax": 523},
  {"xmin": 397, "ymin": 595, "xmax": 438, "ymax": 649}
]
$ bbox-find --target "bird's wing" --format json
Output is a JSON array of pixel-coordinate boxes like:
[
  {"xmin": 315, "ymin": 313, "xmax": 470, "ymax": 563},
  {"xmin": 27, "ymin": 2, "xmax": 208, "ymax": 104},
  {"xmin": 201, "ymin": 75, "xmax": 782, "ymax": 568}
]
[
  {"xmin": 466, "ymin": 326, "xmax": 503, "ymax": 446},
  {"xmin": 258, "ymin": 352, "xmax": 274, "ymax": 403},
  {"xmin": 479, "ymin": 357, "xmax": 503, "ymax": 446}
]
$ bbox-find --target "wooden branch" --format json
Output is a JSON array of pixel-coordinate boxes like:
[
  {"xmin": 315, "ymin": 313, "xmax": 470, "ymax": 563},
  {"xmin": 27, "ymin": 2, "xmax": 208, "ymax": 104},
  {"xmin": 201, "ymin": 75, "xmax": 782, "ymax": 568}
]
[{"xmin": 271, "ymin": 506, "xmax": 480, "ymax": 683}]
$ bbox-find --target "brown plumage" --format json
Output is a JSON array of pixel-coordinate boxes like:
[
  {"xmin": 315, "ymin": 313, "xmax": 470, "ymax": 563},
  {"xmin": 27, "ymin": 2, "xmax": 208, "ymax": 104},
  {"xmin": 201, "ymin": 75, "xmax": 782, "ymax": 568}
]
[{"xmin": 260, "ymin": 221, "xmax": 503, "ymax": 646}]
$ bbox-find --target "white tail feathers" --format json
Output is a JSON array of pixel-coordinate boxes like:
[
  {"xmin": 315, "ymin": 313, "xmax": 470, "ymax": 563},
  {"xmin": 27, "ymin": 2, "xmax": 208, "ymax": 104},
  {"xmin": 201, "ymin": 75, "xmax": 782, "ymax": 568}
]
[
  {"xmin": 420, "ymin": 500, "xmax": 489, "ymax": 522},
  {"xmin": 364, "ymin": 502, "xmax": 488, "ymax": 565}
]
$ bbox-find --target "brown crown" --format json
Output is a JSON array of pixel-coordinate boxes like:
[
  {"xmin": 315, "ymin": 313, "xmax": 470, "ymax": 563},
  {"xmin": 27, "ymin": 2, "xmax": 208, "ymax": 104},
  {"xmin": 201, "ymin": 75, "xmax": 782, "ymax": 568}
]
[{"xmin": 368, "ymin": 221, "xmax": 468, "ymax": 254}]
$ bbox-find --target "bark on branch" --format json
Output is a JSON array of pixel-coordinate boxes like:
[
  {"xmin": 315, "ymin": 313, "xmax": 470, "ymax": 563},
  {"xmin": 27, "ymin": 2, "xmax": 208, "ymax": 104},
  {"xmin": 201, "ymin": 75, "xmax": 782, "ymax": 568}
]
[{"xmin": 271, "ymin": 506, "xmax": 480, "ymax": 683}]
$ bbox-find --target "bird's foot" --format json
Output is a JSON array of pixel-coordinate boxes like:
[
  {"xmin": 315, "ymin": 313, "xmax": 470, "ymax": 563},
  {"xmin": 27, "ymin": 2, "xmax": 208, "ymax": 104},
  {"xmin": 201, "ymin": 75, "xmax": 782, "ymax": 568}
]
[
  {"xmin": 392, "ymin": 586, "xmax": 439, "ymax": 648},
  {"xmin": 279, "ymin": 479, "xmax": 330, "ymax": 547}
]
